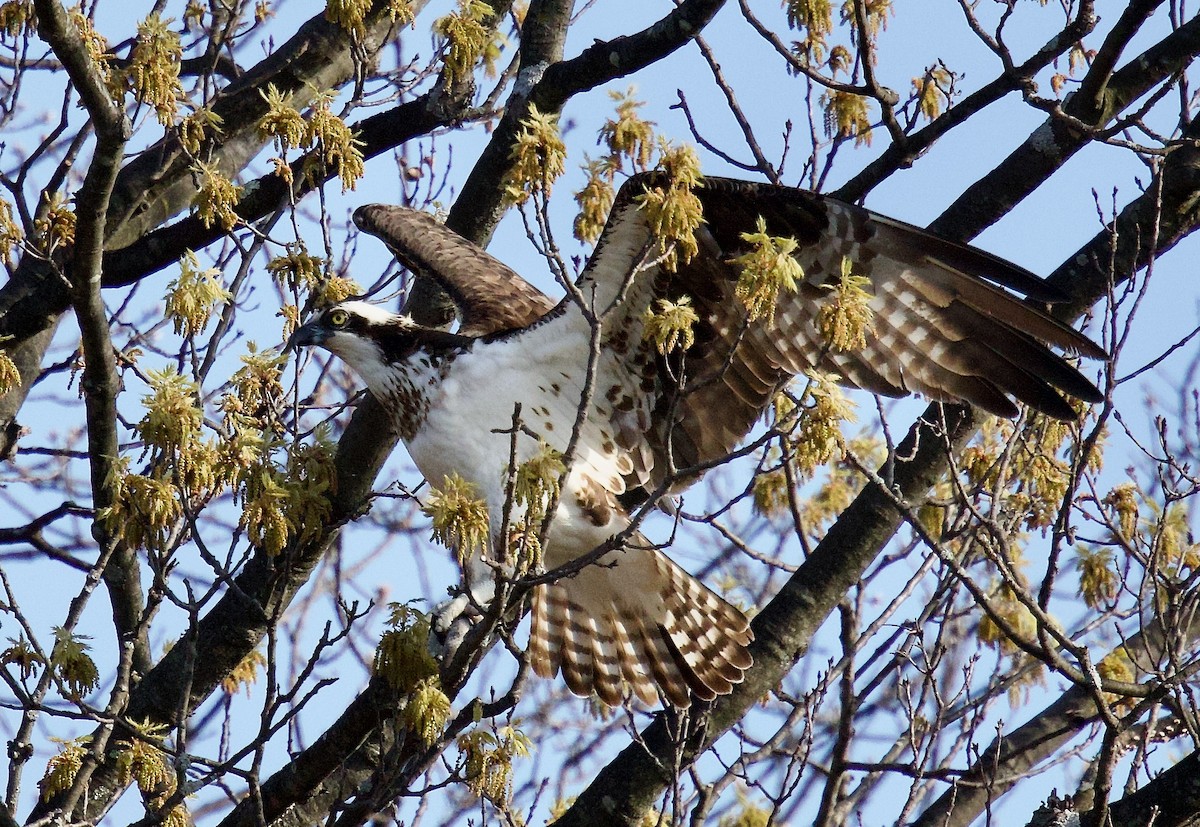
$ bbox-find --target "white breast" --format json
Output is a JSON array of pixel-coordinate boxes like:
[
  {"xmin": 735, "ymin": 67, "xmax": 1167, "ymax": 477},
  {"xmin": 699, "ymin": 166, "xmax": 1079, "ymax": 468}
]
[{"xmin": 404, "ymin": 334, "xmax": 633, "ymax": 565}]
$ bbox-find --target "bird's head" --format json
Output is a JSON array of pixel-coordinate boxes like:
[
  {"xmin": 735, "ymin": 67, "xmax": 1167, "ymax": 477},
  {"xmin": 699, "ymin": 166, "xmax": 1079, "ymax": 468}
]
[{"xmin": 288, "ymin": 300, "xmax": 425, "ymax": 382}]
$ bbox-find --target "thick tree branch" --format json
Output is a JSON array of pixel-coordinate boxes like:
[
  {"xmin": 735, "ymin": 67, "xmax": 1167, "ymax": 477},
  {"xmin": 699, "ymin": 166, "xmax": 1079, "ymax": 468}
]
[
  {"xmin": 214, "ymin": 676, "xmax": 404, "ymax": 827},
  {"xmin": 1047, "ymin": 113, "xmax": 1200, "ymax": 316},
  {"xmin": 29, "ymin": 0, "xmax": 140, "ymax": 818},
  {"xmin": 434, "ymin": 0, "xmax": 727, "ymax": 256},
  {"xmin": 837, "ymin": 1, "xmax": 1098, "ymax": 203},
  {"xmin": 1073, "ymin": 0, "xmax": 1164, "ymax": 110},
  {"xmin": 929, "ymin": 8, "xmax": 1200, "ymax": 241},
  {"xmin": 914, "ymin": 610, "xmax": 1200, "ymax": 827},
  {"xmin": 1106, "ymin": 747, "xmax": 1200, "ymax": 827}
]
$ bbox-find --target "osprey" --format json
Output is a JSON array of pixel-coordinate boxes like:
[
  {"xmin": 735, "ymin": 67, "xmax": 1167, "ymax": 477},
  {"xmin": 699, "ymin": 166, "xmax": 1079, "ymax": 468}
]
[{"xmin": 290, "ymin": 173, "xmax": 1105, "ymax": 707}]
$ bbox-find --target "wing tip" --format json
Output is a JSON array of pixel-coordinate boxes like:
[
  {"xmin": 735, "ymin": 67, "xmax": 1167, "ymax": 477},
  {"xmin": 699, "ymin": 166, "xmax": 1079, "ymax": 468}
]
[
  {"xmin": 1070, "ymin": 336, "xmax": 1110, "ymax": 363},
  {"xmin": 353, "ymin": 203, "xmax": 433, "ymax": 237},
  {"xmin": 351, "ymin": 203, "xmax": 385, "ymax": 232}
]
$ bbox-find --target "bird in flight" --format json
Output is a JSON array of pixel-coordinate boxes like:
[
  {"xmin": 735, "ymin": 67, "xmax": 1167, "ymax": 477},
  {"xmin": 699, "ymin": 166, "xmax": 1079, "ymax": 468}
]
[{"xmin": 289, "ymin": 173, "xmax": 1105, "ymax": 707}]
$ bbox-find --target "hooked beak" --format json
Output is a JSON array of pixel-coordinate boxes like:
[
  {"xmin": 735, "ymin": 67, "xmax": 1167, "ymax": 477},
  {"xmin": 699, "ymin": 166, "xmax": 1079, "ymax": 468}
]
[{"xmin": 286, "ymin": 321, "xmax": 327, "ymax": 352}]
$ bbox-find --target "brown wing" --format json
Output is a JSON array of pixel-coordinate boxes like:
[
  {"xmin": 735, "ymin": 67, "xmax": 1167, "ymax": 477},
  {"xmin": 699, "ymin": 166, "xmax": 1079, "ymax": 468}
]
[
  {"xmin": 353, "ymin": 205, "xmax": 555, "ymax": 337},
  {"xmin": 580, "ymin": 173, "xmax": 1106, "ymax": 487}
]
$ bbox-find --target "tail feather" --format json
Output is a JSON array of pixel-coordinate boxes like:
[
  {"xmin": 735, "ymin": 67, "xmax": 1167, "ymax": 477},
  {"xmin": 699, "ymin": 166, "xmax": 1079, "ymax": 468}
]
[
  {"xmin": 529, "ymin": 585, "xmax": 565, "ymax": 676},
  {"xmin": 634, "ymin": 616, "xmax": 693, "ymax": 707},
  {"xmin": 612, "ymin": 617, "xmax": 659, "ymax": 705},
  {"xmin": 559, "ymin": 613, "xmax": 594, "ymax": 697},
  {"xmin": 661, "ymin": 625, "xmax": 720, "ymax": 701},
  {"xmin": 528, "ymin": 539, "xmax": 753, "ymax": 707},
  {"xmin": 667, "ymin": 603, "xmax": 750, "ymax": 691},
  {"xmin": 590, "ymin": 620, "xmax": 624, "ymax": 706}
]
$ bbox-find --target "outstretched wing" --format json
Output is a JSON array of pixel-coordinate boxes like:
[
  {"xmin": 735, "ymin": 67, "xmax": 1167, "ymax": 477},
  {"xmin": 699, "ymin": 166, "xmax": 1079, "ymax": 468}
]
[
  {"xmin": 353, "ymin": 205, "xmax": 555, "ymax": 337},
  {"xmin": 576, "ymin": 173, "xmax": 1106, "ymax": 489},
  {"xmin": 356, "ymin": 175, "xmax": 1104, "ymax": 493}
]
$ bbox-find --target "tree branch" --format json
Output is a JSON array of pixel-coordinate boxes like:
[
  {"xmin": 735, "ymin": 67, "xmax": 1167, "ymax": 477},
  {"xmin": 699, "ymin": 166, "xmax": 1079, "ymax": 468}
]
[
  {"xmin": 837, "ymin": 1, "xmax": 1098, "ymax": 203},
  {"xmin": 928, "ymin": 7, "xmax": 1200, "ymax": 241},
  {"xmin": 1106, "ymin": 747, "xmax": 1200, "ymax": 827},
  {"xmin": 28, "ymin": 0, "xmax": 140, "ymax": 818},
  {"xmin": 0, "ymin": 0, "xmax": 421, "ymax": 459}
]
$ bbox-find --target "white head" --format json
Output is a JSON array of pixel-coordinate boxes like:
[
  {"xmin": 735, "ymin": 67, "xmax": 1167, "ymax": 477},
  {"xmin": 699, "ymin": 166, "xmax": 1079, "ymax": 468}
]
[{"xmin": 288, "ymin": 301, "xmax": 423, "ymax": 390}]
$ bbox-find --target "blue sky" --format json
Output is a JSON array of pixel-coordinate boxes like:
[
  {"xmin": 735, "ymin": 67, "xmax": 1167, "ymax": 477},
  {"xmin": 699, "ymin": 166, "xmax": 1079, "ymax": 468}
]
[{"xmin": 2, "ymin": 1, "xmax": 1197, "ymax": 824}]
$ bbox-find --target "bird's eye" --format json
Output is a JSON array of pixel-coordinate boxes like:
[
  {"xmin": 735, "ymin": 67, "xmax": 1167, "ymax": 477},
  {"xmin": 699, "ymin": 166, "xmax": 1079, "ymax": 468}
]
[{"xmin": 329, "ymin": 309, "xmax": 349, "ymax": 328}]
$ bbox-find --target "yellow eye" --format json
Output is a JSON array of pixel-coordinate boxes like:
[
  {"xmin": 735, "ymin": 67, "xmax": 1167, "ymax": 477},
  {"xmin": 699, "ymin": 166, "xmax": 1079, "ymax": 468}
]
[{"xmin": 329, "ymin": 309, "xmax": 349, "ymax": 328}]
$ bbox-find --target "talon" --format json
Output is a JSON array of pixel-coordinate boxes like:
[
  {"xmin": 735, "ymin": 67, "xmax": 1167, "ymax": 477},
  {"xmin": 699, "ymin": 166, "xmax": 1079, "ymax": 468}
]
[{"xmin": 431, "ymin": 592, "xmax": 470, "ymax": 637}]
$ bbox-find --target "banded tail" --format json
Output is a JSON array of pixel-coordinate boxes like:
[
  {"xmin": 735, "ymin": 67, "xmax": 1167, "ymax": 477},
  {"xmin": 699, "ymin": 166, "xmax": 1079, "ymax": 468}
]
[{"xmin": 528, "ymin": 537, "xmax": 753, "ymax": 707}]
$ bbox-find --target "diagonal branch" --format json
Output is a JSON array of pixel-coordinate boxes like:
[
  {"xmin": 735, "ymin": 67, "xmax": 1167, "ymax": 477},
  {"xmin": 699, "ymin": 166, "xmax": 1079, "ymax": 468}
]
[
  {"xmin": 423, "ymin": 0, "xmax": 728, "ymax": 280},
  {"xmin": 836, "ymin": 0, "xmax": 1098, "ymax": 203},
  {"xmin": 914, "ymin": 617, "xmax": 1200, "ymax": 827},
  {"xmin": 1105, "ymin": 746, "xmax": 1200, "ymax": 827},
  {"xmin": 928, "ymin": 6, "xmax": 1200, "ymax": 241}
]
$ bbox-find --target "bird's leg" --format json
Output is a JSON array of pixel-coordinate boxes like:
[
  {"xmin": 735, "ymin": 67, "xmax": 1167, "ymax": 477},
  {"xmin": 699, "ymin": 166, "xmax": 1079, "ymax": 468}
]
[{"xmin": 429, "ymin": 559, "xmax": 497, "ymax": 658}]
